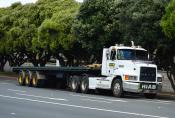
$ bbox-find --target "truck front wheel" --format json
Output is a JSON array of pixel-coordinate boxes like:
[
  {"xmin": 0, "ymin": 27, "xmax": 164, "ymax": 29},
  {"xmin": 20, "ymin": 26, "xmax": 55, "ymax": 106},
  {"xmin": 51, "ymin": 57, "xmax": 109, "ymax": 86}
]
[{"xmin": 112, "ymin": 79, "xmax": 124, "ymax": 97}]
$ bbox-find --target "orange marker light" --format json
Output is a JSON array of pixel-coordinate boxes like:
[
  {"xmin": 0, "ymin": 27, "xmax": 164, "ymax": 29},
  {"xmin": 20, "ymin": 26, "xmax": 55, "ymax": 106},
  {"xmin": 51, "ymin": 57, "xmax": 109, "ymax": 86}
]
[{"xmin": 125, "ymin": 75, "xmax": 129, "ymax": 80}]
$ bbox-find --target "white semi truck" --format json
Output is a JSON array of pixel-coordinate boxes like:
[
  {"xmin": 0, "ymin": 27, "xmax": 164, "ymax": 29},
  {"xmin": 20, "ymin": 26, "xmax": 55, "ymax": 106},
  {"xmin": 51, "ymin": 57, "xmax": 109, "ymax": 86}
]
[{"xmin": 13, "ymin": 43, "xmax": 162, "ymax": 98}]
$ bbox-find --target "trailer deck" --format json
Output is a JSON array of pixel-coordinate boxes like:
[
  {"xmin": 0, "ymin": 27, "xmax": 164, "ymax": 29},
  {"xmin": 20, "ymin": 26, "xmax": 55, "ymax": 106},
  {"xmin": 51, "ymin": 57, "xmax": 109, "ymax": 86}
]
[{"xmin": 13, "ymin": 66, "xmax": 100, "ymax": 74}]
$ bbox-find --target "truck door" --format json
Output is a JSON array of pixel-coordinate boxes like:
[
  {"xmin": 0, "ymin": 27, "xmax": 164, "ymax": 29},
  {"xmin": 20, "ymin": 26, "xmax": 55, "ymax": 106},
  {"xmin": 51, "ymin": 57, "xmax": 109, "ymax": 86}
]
[{"xmin": 107, "ymin": 48, "xmax": 116, "ymax": 75}]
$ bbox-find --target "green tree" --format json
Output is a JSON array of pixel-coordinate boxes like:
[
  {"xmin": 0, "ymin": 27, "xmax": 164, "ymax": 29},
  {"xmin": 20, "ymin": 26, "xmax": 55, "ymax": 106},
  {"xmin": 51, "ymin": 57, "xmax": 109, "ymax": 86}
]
[
  {"xmin": 35, "ymin": 0, "xmax": 80, "ymax": 66},
  {"xmin": 74, "ymin": 0, "xmax": 119, "ymax": 63},
  {"xmin": 0, "ymin": 0, "xmax": 80, "ymax": 68},
  {"xmin": 159, "ymin": 0, "xmax": 175, "ymax": 91},
  {"xmin": 5, "ymin": 3, "xmax": 38, "ymax": 66},
  {"xmin": 161, "ymin": 0, "xmax": 175, "ymax": 39},
  {"xmin": 0, "ymin": 7, "xmax": 11, "ymax": 71},
  {"xmin": 74, "ymin": 0, "xmax": 165, "ymax": 62},
  {"xmin": 115, "ymin": 0, "xmax": 165, "ymax": 54}
]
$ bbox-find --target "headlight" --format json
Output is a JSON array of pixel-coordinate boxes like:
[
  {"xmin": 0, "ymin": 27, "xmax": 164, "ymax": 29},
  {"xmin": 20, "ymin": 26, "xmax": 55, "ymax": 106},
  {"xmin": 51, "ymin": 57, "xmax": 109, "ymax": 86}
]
[
  {"xmin": 125, "ymin": 75, "xmax": 137, "ymax": 81},
  {"xmin": 157, "ymin": 77, "xmax": 162, "ymax": 82}
]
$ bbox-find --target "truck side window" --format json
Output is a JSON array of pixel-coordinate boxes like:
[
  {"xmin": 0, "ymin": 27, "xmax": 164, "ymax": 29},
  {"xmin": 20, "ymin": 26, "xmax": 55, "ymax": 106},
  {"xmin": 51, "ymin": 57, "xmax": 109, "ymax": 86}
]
[
  {"xmin": 117, "ymin": 50, "xmax": 123, "ymax": 60},
  {"xmin": 110, "ymin": 49, "xmax": 116, "ymax": 60}
]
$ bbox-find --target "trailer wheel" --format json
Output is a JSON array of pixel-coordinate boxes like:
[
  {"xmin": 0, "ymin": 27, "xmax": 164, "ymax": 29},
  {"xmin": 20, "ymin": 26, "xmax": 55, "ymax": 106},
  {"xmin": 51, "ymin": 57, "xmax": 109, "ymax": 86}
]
[
  {"xmin": 70, "ymin": 75, "xmax": 79, "ymax": 92},
  {"xmin": 80, "ymin": 75, "xmax": 89, "ymax": 93},
  {"xmin": 112, "ymin": 79, "xmax": 124, "ymax": 97},
  {"xmin": 25, "ymin": 71, "xmax": 32, "ymax": 87},
  {"xmin": 32, "ymin": 72, "xmax": 44, "ymax": 88},
  {"xmin": 144, "ymin": 93, "xmax": 157, "ymax": 99},
  {"xmin": 18, "ymin": 71, "xmax": 25, "ymax": 86}
]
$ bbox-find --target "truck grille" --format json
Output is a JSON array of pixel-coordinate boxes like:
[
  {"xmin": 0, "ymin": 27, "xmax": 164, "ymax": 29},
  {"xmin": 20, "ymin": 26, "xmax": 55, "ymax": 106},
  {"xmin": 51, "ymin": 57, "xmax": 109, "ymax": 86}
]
[{"xmin": 140, "ymin": 67, "xmax": 156, "ymax": 82}]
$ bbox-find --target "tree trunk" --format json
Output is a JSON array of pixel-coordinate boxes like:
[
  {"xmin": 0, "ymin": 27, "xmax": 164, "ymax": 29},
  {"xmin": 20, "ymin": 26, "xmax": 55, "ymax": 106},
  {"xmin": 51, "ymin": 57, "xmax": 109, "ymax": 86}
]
[
  {"xmin": 0, "ymin": 63, "xmax": 4, "ymax": 71},
  {"xmin": 167, "ymin": 70, "xmax": 175, "ymax": 92},
  {"xmin": 0, "ymin": 56, "xmax": 7, "ymax": 72}
]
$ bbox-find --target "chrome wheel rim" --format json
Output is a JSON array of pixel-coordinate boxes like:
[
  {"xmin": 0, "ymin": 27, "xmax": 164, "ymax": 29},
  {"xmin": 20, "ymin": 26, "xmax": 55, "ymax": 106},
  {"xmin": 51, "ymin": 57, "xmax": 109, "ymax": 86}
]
[
  {"xmin": 113, "ymin": 83, "xmax": 120, "ymax": 95},
  {"xmin": 81, "ymin": 81, "xmax": 86, "ymax": 91},
  {"xmin": 72, "ymin": 80, "xmax": 77, "ymax": 90},
  {"xmin": 33, "ymin": 77, "xmax": 36, "ymax": 86},
  {"xmin": 18, "ymin": 75, "xmax": 22, "ymax": 84},
  {"xmin": 26, "ymin": 76, "xmax": 29, "ymax": 84}
]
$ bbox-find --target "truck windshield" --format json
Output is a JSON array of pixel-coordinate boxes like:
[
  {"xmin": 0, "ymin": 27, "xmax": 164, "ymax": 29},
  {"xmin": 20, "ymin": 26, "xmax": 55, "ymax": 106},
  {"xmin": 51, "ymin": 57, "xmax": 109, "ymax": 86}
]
[{"xmin": 117, "ymin": 49, "xmax": 148, "ymax": 60}]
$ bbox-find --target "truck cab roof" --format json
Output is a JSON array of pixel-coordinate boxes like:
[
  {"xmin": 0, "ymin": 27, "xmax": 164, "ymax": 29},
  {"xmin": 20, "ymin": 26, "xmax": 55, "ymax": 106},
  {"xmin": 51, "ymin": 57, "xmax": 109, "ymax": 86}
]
[{"xmin": 110, "ymin": 45, "xmax": 147, "ymax": 51}]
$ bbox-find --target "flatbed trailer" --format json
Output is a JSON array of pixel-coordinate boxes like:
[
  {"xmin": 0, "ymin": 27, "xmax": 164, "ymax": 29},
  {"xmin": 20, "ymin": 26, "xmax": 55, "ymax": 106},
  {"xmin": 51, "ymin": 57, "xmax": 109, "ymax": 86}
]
[
  {"xmin": 13, "ymin": 66, "xmax": 100, "ymax": 74},
  {"xmin": 13, "ymin": 66, "xmax": 101, "ymax": 91}
]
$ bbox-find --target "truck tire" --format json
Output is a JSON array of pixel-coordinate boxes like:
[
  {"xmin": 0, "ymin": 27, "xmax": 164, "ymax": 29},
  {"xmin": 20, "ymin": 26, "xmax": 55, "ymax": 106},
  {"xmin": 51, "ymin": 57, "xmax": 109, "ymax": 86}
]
[
  {"xmin": 18, "ymin": 71, "xmax": 25, "ymax": 86},
  {"xmin": 144, "ymin": 93, "xmax": 157, "ymax": 99},
  {"xmin": 32, "ymin": 72, "xmax": 44, "ymax": 88},
  {"xmin": 80, "ymin": 75, "xmax": 89, "ymax": 93},
  {"xmin": 112, "ymin": 79, "xmax": 124, "ymax": 97},
  {"xmin": 70, "ymin": 75, "xmax": 79, "ymax": 92},
  {"xmin": 25, "ymin": 71, "xmax": 32, "ymax": 87}
]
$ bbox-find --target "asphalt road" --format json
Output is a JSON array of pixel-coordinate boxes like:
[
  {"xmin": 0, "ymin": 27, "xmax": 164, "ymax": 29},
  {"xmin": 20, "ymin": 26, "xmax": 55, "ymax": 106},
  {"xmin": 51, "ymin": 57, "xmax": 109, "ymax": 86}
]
[{"xmin": 0, "ymin": 76, "xmax": 175, "ymax": 118}]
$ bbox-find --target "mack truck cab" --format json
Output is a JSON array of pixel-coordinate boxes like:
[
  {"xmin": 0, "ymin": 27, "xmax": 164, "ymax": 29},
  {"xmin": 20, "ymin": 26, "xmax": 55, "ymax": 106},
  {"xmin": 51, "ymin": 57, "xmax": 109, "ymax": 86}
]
[{"xmin": 86, "ymin": 43, "xmax": 162, "ymax": 98}]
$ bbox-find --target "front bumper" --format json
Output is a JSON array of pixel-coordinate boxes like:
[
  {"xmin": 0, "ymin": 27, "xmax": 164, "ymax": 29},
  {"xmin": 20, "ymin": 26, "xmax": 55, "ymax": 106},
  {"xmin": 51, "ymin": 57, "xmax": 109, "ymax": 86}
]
[{"xmin": 123, "ymin": 81, "xmax": 162, "ymax": 93}]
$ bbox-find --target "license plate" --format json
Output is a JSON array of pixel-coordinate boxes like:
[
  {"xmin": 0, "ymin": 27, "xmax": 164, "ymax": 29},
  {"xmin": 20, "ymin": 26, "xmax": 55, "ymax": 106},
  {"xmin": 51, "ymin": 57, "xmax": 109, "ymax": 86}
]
[{"xmin": 141, "ymin": 83, "xmax": 157, "ymax": 90}]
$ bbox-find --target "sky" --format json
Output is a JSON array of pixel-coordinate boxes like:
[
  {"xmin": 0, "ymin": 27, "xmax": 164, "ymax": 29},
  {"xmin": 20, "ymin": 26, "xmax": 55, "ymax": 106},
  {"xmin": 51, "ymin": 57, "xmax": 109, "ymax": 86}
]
[{"xmin": 0, "ymin": 0, "xmax": 83, "ymax": 8}]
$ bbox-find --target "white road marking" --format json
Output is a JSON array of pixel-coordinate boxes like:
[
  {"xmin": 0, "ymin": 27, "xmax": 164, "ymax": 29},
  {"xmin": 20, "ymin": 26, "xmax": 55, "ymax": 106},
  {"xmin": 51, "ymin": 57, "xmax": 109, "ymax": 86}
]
[
  {"xmin": 0, "ymin": 94, "xmax": 167, "ymax": 118},
  {"xmin": 155, "ymin": 100, "xmax": 175, "ymax": 104},
  {"xmin": 71, "ymin": 93, "xmax": 174, "ymax": 105},
  {"xmin": 3, "ymin": 80, "xmax": 15, "ymax": 82},
  {"xmin": 10, "ymin": 113, "xmax": 16, "ymax": 115},
  {"xmin": 0, "ymin": 80, "xmax": 14, "ymax": 83},
  {"xmin": 0, "ymin": 83, "xmax": 10, "ymax": 85},
  {"xmin": 16, "ymin": 93, "xmax": 68, "ymax": 101},
  {"xmin": 8, "ymin": 89, "xmax": 26, "ymax": 93},
  {"xmin": 81, "ymin": 98, "xmax": 111, "ymax": 104},
  {"xmin": 70, "ymin": 94, "xmax": 127, "ymax": 102},
  {"xmin": 135, "ymin": 99, "xmax": 173, "ymax": 105}
]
